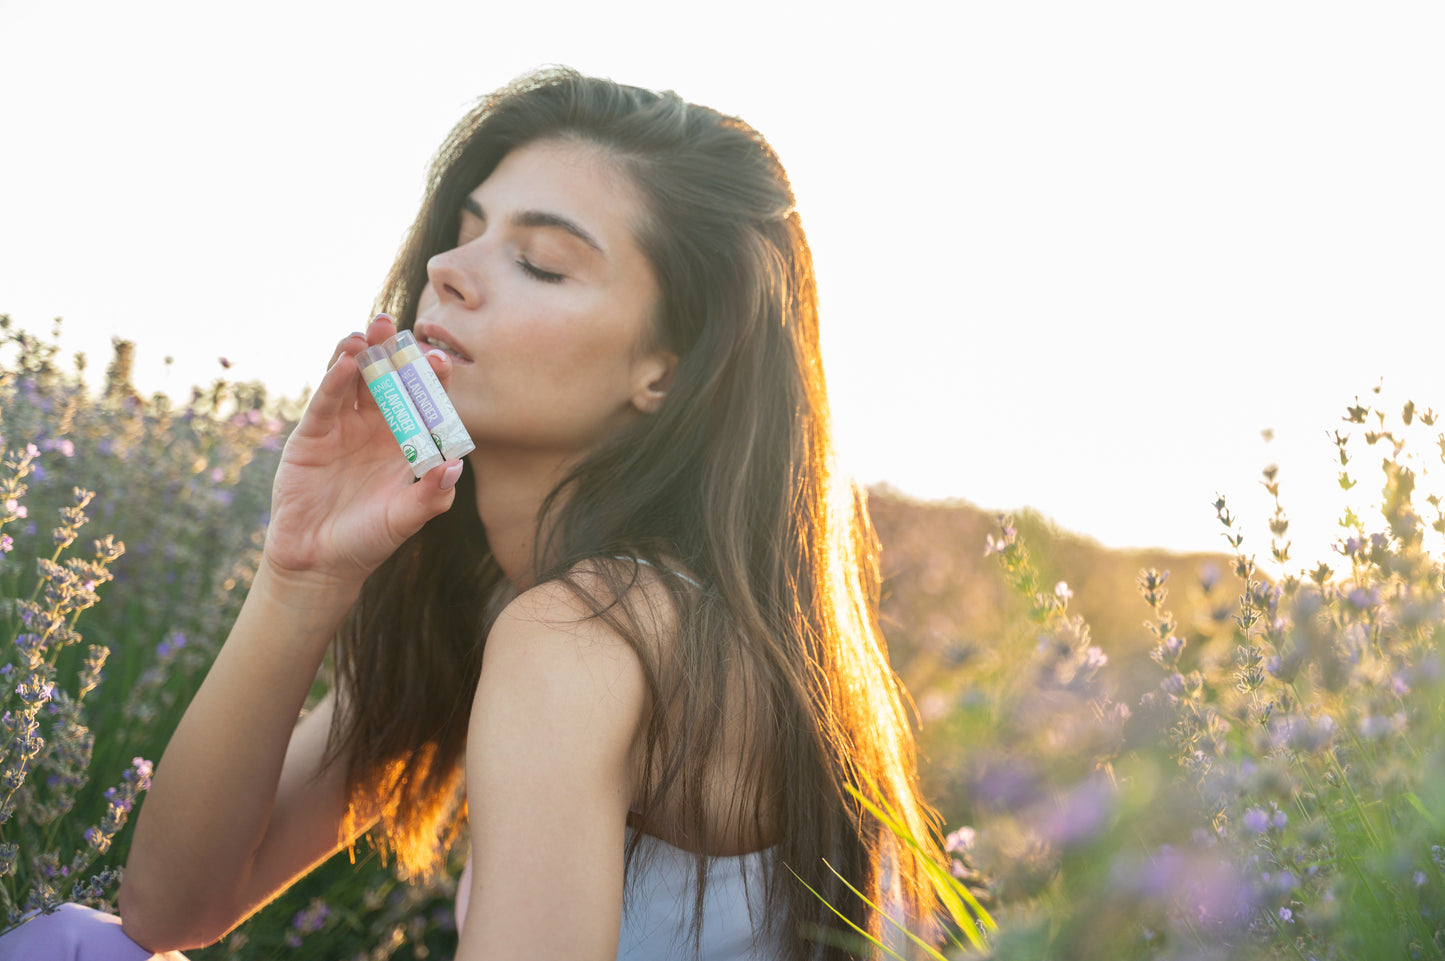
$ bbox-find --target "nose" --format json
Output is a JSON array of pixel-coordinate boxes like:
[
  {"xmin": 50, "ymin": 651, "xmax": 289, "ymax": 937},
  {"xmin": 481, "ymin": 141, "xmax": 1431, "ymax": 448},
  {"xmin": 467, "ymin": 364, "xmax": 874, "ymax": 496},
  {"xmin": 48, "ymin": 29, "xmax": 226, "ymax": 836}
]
[{"xmin": 426, "ymin": 248, "xmax": 482, "ymax": 308}]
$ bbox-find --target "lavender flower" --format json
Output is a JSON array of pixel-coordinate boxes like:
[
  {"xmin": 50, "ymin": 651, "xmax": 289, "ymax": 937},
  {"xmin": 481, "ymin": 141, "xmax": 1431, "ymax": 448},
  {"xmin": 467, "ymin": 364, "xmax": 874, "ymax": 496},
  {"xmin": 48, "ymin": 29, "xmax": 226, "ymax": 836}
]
[{"xmin": 1241, "ymin": 808, "xmax": 1271, "ymax": 834}]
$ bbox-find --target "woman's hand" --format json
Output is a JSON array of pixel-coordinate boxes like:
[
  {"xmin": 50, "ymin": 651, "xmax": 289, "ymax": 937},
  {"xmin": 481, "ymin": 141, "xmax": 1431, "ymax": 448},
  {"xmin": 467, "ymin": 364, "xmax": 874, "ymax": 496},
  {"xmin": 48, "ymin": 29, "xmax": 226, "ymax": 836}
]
[{"xmin": 262, "ymin": 314, "xmax": 463, "ymax": 592}]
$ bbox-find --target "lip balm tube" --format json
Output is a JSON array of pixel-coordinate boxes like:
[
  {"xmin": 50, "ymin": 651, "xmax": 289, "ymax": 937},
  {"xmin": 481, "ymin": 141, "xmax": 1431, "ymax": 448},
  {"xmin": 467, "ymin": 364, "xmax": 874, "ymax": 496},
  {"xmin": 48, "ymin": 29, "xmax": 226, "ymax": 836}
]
[
  {"xmin": 355, "ymin": 345, "xmax": 445, "ymax": 477},
  {"xmin": 383, "ymin": 329, "xmax": 476, "ymax": 460}
]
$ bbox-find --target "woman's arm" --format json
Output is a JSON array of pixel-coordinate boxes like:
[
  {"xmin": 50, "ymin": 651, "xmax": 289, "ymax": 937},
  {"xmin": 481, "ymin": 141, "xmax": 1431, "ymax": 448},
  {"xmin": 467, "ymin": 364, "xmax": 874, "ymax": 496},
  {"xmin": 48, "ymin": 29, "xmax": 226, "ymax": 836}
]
[
  {"xmin": 119, "ymin": 319, "xmax": 462, "ymax": 951},
  {"xmin": 454, "ymin": 581, "xmax": 650, "ymax": 961},
  {"xmin": 117, "ymin": 565, "xmax": 362, "ymax": 950}
]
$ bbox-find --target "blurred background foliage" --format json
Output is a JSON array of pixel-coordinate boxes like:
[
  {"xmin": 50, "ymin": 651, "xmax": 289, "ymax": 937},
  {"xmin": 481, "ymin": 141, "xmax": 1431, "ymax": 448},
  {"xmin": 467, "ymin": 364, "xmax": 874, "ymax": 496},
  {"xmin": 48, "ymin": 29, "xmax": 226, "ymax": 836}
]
[{"xmin": 4, "ymin": 316, "xmax": 1445, "ymax": 959}]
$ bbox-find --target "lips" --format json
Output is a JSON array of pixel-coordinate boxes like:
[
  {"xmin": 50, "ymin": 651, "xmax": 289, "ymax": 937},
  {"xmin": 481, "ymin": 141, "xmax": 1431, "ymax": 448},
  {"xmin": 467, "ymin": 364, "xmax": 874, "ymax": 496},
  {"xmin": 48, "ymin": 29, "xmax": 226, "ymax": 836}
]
[{"xmin": 413, "ymin": 319, "xmax": 473, "ymax": 363}]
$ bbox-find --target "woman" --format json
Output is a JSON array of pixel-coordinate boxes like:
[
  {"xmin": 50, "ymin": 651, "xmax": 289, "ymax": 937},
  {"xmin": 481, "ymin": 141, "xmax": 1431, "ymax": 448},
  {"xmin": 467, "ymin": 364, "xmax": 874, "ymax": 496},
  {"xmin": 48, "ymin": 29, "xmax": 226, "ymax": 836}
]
[{"xmin": 3, "ymin": 67, "xmax": 941, "ymax": 960}]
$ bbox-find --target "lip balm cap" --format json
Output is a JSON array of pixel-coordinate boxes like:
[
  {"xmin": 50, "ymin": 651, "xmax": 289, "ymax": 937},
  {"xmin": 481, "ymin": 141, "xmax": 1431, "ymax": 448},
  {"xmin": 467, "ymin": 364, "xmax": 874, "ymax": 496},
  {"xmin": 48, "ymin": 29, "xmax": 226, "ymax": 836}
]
[
  {"xmin": 384, "ymin": 328, "xmax": 427, "ymax": 364},
  {"xmin": 358, "ymin": 344, "xmax": 393, "ymax": 368}
]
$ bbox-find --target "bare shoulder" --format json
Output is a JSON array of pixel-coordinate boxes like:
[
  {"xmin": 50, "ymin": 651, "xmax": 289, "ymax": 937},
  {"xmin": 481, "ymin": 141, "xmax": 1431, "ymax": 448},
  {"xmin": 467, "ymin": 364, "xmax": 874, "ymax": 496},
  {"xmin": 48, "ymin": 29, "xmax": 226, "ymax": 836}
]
[
  {"xmin": 488, "ymin": 569, "xmax": 658, "ymax": 655},
  {"xmin": 554, "ymin": 556, "xmax": 691, "ymax": 661},
  {"xmin": 474, "ymin": 575, "xmax": 653, "ymax": 736}
]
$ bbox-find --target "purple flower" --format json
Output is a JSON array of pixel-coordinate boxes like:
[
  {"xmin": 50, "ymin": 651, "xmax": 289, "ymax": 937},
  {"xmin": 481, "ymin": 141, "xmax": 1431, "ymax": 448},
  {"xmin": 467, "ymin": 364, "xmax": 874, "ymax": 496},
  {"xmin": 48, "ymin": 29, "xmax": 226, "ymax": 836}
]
[
  {"xmin": 1242, "ymin": 808, "xmax": 1271, "ymax": 834},
  {"xmin": 289, "ymin": 900, "xmax": 331, "ymax": 936},
  {"xmin": 1036, "ymin": 775, "xmax": 1114, "ymax": 848},
  {"xmin": 155, "ymin": 632, "xmax": 188, "ymax": 659},
  {"xmin": 126, "ymin": 757, "xmax": 154, "ymax": 793},
  {"xmin": 1113, "ymin": 846, "xmax": 1255, "ymax": 932},
  {"xmin": 15, "ymin": 679, "xmax": 54, "ymax": 705},
  {"xmin": 1268, "ymin": 713, "xmax": 1336, "ymax": 753},
  {"xmin": 944, "ymin": 826, "xmax": 976, "ymax": 855},
  {"xmin": 0, "ymin": 534, "xmax": 12, "ymax": 553},
  {"xmin": 1347, "ymin": 586, "xmax": 1379, "ymax": 610},
  {"xmin": 971, "ymin": 760, "xmax": 1042, "ymax": 810},
  {"xmin": 983, "ymin": 519, "xmax": 1017, "ymax": 557}
]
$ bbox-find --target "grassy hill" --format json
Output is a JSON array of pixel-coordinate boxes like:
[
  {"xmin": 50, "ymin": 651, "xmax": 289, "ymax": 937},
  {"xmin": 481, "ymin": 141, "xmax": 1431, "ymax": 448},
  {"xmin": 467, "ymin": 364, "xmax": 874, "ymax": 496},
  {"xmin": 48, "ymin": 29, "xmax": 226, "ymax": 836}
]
[{"xmin": 868, "ymin": 487, "xmax": 1234, "ymax": 826}]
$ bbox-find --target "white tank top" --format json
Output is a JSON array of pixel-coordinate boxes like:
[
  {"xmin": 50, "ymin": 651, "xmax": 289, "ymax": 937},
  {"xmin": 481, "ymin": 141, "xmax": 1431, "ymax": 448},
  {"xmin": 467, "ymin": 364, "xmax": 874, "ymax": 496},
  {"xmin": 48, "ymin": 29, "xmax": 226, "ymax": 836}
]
[{"xmin": 454, "ymin": 827, "xmax": 783, "ymax": 960}]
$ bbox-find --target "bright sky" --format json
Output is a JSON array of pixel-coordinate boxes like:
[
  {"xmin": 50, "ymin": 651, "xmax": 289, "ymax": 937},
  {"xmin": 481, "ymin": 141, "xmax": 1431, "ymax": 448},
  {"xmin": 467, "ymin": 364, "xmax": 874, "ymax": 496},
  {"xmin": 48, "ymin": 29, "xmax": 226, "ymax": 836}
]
[{"xmin": 2, "ymin": 1, "xmax": 1442, "ymax": 565}]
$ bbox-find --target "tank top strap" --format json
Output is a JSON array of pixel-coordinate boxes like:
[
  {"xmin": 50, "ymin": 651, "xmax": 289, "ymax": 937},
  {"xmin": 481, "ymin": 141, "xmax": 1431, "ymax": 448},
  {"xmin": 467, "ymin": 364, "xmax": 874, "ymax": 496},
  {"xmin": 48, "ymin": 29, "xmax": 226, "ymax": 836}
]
[{"xmin": 611, "ymin": 554, "xmax": 703, "ymax": 590}]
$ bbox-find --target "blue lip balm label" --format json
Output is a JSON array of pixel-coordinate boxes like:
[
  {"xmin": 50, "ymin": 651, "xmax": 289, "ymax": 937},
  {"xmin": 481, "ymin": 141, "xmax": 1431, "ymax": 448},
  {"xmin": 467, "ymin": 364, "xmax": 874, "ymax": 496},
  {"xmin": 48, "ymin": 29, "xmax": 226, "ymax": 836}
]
[{"xmin": 367, "ymin": 372, "xmax": 425, "ymax": 459}]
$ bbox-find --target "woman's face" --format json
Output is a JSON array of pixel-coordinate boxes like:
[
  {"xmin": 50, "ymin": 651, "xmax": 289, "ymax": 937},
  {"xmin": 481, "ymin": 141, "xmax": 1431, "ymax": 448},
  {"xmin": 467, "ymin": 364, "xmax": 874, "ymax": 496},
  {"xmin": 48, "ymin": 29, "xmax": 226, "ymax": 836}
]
[{"xmin": 414, "ymin": 139, "xmax": 670, "ymax": 465}]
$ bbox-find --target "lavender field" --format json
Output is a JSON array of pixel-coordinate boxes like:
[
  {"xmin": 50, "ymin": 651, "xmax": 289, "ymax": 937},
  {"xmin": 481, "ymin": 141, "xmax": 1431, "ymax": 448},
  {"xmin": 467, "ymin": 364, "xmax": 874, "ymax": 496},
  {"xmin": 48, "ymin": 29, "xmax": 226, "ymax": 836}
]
[{"xmin": 4, "ymin": 316, "xmax": 1445, "ymax": 959}]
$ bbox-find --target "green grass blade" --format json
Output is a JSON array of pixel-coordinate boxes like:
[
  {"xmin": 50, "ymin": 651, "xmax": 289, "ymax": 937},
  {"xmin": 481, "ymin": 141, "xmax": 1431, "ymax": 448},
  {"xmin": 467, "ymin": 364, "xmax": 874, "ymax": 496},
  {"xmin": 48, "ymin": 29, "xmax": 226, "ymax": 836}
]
[
  {"xmin": 821, "ymin": 858, "xmax": 954, "ymax": 961},
  {"xmin": 1404, "ymin": 792, "xmax": 1442, "ymax": 832},
  {"xmin": 790, "ymin": 868, "xmax": 909, "ymax": 961},
  {"xmin": 845, "ymin": 782, "xmax": 997, "ymax": 947}
]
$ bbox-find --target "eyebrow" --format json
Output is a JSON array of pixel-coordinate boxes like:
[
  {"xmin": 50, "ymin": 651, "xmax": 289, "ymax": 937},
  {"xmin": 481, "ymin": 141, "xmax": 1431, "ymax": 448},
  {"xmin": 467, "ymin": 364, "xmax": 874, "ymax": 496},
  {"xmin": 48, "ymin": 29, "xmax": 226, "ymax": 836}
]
[{"xmin": 460, "ymin": 196, "xmax": 605, "ymax": 255}]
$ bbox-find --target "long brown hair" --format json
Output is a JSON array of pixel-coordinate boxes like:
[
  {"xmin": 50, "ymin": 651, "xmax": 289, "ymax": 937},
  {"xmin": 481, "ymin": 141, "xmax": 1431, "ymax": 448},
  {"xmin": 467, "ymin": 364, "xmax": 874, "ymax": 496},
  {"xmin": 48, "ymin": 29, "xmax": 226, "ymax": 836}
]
[{"xmin": 330, "ymin": 67, "xmax": 941, "ymax": 958}]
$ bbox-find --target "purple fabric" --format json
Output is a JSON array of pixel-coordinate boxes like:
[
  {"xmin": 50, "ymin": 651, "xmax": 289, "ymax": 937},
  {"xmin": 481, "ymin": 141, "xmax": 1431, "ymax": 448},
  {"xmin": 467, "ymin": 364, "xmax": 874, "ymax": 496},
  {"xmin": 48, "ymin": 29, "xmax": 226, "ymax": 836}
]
[{"xmin": 0, "ymin": 903, "xmax": 188, "ymax": 961}]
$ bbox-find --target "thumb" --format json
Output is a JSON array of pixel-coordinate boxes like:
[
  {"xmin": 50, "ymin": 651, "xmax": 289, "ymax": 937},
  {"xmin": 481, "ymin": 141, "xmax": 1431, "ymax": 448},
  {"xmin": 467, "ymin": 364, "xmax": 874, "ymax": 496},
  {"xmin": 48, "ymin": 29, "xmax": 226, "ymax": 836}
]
[{"xmin": 389, "ymin": 460, "xmax": 465, "ymax": 537}]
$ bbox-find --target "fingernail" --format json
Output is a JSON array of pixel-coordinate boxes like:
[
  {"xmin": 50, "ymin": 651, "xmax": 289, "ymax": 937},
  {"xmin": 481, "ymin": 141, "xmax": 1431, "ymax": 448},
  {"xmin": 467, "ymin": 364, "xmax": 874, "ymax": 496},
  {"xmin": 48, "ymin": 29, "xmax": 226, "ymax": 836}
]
[
  {"xmin": 427, "ymin": 349, "xmax": 448, "ymax": 362},
  {"xmin": 348, "ymin": 331, "xmax": 365, "ymax": 339},
  {"xmin": 373, "ymin": 312, "xmax": 394, "ymax": 324},
  {"xmin": 439, "ymin": 460, "xmax": 464, "ymax": 491}
]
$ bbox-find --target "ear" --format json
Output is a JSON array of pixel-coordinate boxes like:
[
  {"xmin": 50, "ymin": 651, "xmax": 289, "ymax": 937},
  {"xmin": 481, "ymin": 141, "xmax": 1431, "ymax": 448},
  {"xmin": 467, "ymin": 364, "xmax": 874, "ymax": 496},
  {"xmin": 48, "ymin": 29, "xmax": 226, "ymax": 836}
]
[{"xmin": 630, "ymin": 350, "xmax": 677, "ymax": 415}]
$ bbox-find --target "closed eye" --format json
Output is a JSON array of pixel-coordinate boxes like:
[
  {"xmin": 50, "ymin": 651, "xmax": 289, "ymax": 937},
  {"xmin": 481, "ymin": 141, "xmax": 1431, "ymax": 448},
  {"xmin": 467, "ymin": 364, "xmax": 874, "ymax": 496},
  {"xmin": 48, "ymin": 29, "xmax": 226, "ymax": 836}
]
[{"xmin": 518, "ymin": 258, "xmax": 566, "ymax": 284}]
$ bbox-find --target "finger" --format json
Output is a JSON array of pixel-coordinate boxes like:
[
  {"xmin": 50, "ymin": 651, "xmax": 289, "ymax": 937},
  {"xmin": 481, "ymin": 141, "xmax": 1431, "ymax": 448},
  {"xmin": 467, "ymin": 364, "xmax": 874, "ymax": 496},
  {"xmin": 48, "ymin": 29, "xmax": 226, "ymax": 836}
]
[
  {"xmin": 367, "ymin": 313, "xmax": 399, "ymax": 347},
  {"xmin": 308, "ymin": 338, "xmax": 368, "ymax": 427},
  {"xmin": 388, "ymin": 459, "xmax": 463, "ymax": 538},
  {"xmin": 328, "ymin": 331, "xmax": 367, "ymax": 371}
]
